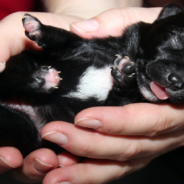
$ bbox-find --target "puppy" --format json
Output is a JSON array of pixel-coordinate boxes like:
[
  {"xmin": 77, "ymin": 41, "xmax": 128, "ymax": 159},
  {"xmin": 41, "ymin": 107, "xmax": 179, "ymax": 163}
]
[{"xmin": 0, "ymin": 3, "xmax": 183, "ymax": 157}]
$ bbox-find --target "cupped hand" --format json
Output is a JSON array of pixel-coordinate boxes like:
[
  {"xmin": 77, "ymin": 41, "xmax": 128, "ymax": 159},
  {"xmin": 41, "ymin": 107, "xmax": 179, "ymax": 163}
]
[
  {"xmin": 41, "ymin": 103, "xmax": 184, "ymax": 183},
  {"xmin": 10, "ymin": 148, "xmax": 79, "ymax": 183},
  {"xmin": 0, "ymin": 6, "xmax": 168, "ymax": 184},
  {"xmin": 40, "ymin": 7, "xmax": 184, "ymax": 184}
]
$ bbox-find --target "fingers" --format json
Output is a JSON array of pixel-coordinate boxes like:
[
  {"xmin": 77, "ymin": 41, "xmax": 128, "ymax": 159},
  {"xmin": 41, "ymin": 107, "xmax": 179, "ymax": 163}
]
[
  {"xmin": 41, "ymin": 121, "xmax": 184, "ymax": 161},
  {"xmin": 43, "ymin": 156, "xmax": 154, "ymax": 184},
  {"xmin": 70, "ymin": 7, "xmax": 162, "ymax": 38},
  {"xmin": 57, "ymin": 151, "xmax": 81, "ymax": 167},
  {"xmin": 75, "ymin": 103, "xmax": 184, "ymax": 136},
  {"xmin": 0, "ymin": 147, "xmax": 23, "ymax": 174},
  {"xmin": 10, "ymin": 148, "xmax": 80, "ymax": 183},
  {"xmin": 11, "ymin": 148, "xmax": 59, "ymax": 183}
]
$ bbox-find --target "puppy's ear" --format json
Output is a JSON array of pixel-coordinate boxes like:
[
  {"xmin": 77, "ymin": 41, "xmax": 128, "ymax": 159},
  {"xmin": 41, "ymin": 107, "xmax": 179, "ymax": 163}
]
[{"xmin": 157, "ymin": 4, "xmax": 183, "ymax": 21}]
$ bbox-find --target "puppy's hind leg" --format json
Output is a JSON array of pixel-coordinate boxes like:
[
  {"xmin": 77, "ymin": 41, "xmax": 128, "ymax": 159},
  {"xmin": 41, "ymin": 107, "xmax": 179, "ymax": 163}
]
[
  {"xmin": 22, "ymin": 14, "xmax": 82, "ymax": 50},
  {"xmin": 0, "ymin": 53, "xmax": 61, "ymax": 98}
]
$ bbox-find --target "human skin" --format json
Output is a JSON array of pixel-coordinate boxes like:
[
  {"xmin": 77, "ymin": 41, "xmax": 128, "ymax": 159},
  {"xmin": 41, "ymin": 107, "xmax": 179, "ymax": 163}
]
[
  {"xmin": 41, "ymin": 103, "xmax": 184, "ymax": 183},
  {"xmin": 42, "ymin": 6, "xmax": 184, "ymax": 184},
  {"xmin": 22, "ymin": 7, "xmax": 184, "ymax": 184}
]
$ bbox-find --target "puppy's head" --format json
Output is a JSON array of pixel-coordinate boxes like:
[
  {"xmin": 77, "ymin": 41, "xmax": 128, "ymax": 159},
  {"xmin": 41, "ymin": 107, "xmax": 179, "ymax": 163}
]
[{"xmin": 136, "ymin": 4, "xmax": 184, "ymax": 103}]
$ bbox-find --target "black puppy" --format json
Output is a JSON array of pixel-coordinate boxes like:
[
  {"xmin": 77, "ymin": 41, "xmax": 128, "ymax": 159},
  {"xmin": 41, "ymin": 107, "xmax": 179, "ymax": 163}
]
[{"xmin": 0, "ymin": 4, "xmax": 183, "ymax": 157}]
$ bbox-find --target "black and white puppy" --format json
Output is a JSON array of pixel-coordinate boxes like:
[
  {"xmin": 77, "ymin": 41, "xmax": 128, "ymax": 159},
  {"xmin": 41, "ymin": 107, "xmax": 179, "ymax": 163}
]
[{"xmin": 0, "ymin": 4, "xmax": 183, "ymax": 157}]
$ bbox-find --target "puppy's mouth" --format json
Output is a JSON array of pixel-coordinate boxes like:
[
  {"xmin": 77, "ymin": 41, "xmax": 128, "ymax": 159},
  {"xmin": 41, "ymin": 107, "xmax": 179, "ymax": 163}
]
[
  {"xmin": 150, "ymin": 81, "xmax": 169, "ymax": 100},
  {"xmin": 139, "ymin": 79, "xmax": 170, "ymax": 102},
  {"xmin": 136, "ymin": 60, "xmax": 171, "ymax": 102}
]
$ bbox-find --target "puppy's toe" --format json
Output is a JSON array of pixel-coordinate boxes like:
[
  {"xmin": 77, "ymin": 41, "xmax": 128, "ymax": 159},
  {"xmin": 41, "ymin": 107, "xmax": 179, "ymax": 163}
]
[
  {"xmin": 22, "ymin": 14, "xmax": 42, "ymax": 41},
  {"xmin": 111, "ymin": 55, "xmax": 136, "ymax": 89}
]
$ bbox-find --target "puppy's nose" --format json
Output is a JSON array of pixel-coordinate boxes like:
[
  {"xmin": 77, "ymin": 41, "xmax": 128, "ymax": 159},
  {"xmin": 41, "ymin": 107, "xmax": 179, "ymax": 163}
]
[{"xmin": 167, "ymin": 74, "xmax": 184, "ymax": 89}]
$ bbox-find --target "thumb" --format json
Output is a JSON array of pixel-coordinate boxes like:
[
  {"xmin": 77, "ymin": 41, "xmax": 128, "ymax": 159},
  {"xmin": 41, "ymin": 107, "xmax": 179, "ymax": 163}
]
[{"xmin": 70, "ymin": 7, "xmax": 162, "ymax": 38}]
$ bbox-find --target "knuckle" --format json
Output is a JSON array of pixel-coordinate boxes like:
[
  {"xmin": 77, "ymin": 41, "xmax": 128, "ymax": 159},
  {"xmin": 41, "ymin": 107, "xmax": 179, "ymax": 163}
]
[
  {"xmin": 81, "ymin": 146, "xmax": 91, "ymax": 156},
  {"xmin": 75, "ymin": 138, "xmax": 97, "ymax": 157},
  {"xmin": 148, "ymin": 116, "xmax": 174, "ymax": 137},
  {"xmin": 106, "ymin": 121, "xmax": 125, "ymax": 135},
  {"xmin": 110, "ymin": 163, "xmax": 132, "ymax": 181},
  {"xmin": 116, "ymin": 140, "xmax": 142, "ymax": 161},
  {"xmin": 77, "ymin": 145, "xmax": 93, "ymax": 156},
  {"xmin": 118, "ymin": 164, "xmax": 132, "ymax": 178},
  {"xmin": 126, "ymin": 141, "xmax": 142, "ymax": 158}
]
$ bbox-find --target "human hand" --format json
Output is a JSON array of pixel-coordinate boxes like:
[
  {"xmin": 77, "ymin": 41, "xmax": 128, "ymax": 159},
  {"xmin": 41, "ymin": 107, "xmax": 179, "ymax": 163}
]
[
  {"xmin": 0, "ymin": 5, "xmax": 165, "ymax": 184},
  {"xmin": 0, "ymin": 1, "xmax": 139, "ymax": 182},
  {"xmin": 42, "ymin": 103, "xmax": 184, "ymax": 184},
  {"xmin": 70, "ymin": 7, "xmax": 161, "ymax": 38},
  {"xmin": 39, "ymin": 7, "xmax": 184, "ymax": 184},
  {"xmin": 10, "ymin": 149, "xmax": 80, "ymax": 183}
]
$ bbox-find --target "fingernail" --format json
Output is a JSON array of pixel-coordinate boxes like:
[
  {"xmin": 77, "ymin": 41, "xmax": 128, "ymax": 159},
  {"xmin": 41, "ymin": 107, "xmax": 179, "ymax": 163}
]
[
  {"xmin": 71, "ymin": 19, "xmax": 99, "ymax": 33},
  {"xmin": 34, "ymin": 159, "xmax": 53, "ymax": 173},
  {"xmin": 57, "ymin": 182, "xmax": 70, "ymax": 184},
  {"xmin": 42, "ymin": 131, "xmax": 68, "ymax": 145},
  {"xmin": 75, "ymin": 118, "xmax": 102, "ymax": 129},
  {"xmin": 0, "ymin": 156, "xmax": 15, "ymax": 168},
  {"xmin": 0, "ymin": 61, "xmax": 6, "ymax": 73}
]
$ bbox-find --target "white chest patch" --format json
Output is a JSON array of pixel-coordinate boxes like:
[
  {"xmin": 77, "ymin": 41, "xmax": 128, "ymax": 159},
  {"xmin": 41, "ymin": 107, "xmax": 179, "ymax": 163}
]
[{"xmin": 65, "ymin": 66, "xmax": 114, "ymax": 101}]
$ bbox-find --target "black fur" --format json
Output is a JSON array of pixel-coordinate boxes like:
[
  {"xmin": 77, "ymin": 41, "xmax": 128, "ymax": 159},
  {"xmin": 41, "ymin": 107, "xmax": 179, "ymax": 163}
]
[{"xmin": 0, "ymin": 4, "xmax": 183, "ymax": 157}]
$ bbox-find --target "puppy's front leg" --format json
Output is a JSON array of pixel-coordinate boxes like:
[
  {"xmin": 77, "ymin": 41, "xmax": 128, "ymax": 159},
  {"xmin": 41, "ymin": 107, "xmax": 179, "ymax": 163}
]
[{"xmin": 0, "ymin": 53, "xmax": 61, "ymax": 98}]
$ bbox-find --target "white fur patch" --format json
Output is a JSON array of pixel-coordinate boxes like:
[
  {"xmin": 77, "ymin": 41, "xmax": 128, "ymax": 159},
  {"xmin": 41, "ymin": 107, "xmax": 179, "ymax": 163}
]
[{"xmin": 64, "ymin": 66, "xmax": 113, "ymax": 101}]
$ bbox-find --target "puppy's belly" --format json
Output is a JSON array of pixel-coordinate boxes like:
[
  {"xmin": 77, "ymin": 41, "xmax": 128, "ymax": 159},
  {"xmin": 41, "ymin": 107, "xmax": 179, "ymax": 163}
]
[{"xmin": 64, "ymin": 66, "xmax": 114, "ymax": 102}]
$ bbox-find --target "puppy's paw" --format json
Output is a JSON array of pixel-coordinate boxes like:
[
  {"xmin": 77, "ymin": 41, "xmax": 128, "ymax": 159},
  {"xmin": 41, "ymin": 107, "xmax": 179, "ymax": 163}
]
[
  {"xmin": 111, "ymin": 55, "xmax": 136, "ymax": 90},
  {"xmin": 29, "ymin": 66, "xmax": 62, "ymax": 93},
  {"xmin": 22, "ymin": 14, "xmax": 44, "ymax": 46}
]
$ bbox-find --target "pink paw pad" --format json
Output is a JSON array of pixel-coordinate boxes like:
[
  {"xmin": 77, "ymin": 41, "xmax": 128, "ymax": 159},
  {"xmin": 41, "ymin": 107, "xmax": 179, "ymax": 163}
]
[
  {"xmin": 43, "ymin": 68, "xmax": 61, "ymax": 89},
  {"xmin": 116, "ymin": 56, "xmax": 130, "ymax": 72}
]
